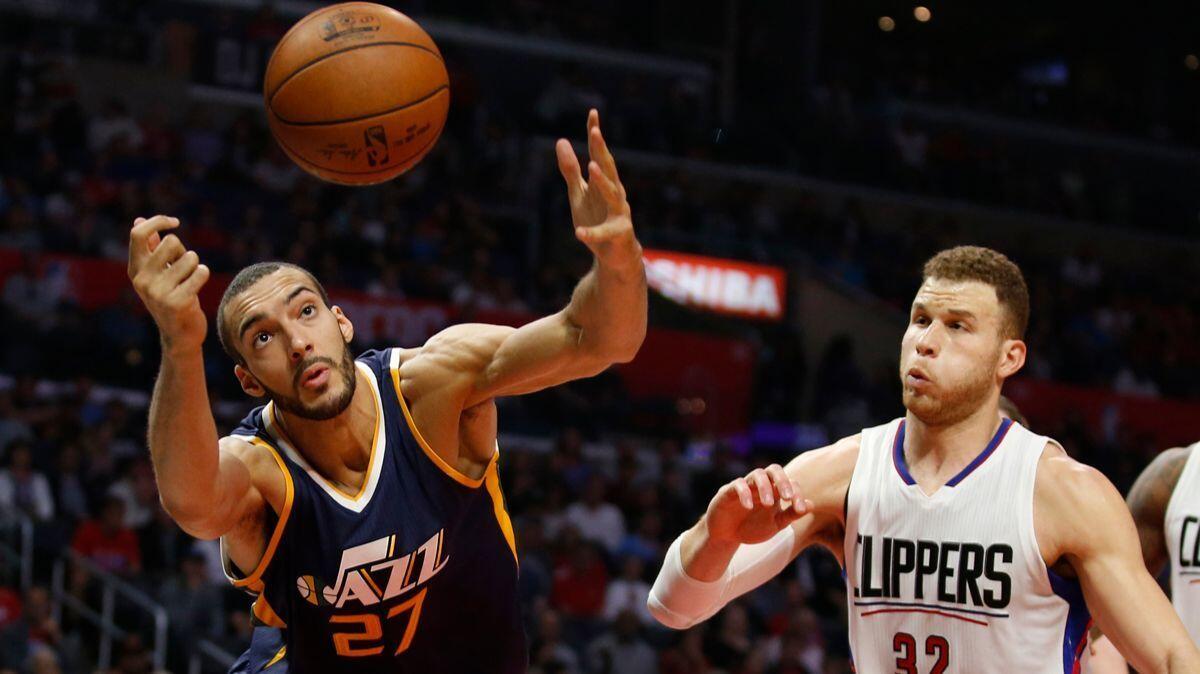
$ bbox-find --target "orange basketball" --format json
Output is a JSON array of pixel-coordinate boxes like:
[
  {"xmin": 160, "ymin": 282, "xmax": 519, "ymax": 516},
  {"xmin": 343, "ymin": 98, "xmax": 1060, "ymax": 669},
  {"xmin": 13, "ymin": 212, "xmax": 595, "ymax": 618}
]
[{"xmin": 263, "ymin": 2, "xmax": 450, "ymax": 185}]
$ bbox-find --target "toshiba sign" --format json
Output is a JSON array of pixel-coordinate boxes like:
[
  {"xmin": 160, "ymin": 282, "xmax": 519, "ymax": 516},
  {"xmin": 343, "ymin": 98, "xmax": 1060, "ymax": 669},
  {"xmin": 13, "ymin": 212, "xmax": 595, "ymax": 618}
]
[{"xmin": 643, "ymin": 249, "xmax": 787, "ymax": 321}]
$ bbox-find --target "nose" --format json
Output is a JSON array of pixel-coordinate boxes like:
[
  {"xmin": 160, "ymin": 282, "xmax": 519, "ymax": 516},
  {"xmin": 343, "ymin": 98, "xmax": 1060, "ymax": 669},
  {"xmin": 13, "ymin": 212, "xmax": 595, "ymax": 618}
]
[
  {"xmin": 914, "ymin": 323, "xmax": 940, "ymax": 358},
  {"xmin": 288, "ymin": 329, "xmax": 313, "ymax": 363}
]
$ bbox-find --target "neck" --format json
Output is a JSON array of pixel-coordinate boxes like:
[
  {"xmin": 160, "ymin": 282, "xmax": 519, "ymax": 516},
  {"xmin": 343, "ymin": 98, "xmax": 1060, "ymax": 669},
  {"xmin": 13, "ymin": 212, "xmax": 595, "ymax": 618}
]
[
  {"xmin": 274, "ymin": 368, "xmax": 376, "ymax": 477},
  {"xmin": 904, "ymin": 394, "xmax": 1002, "ymax": 477}
]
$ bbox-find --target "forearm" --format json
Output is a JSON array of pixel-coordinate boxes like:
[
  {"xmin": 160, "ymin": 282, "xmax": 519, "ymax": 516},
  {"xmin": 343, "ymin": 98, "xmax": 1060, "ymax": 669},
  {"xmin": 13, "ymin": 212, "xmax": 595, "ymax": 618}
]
[
  {"xmin": 649, "ymin": 519, "xmax": 795, "ymax": 629},
  {"xmin": 147, "ymin": 347, "xmax": 222, "ymax": 522},
  {"xmin": 563, "ymin": 243, "xmax": 647, "ymax": 362}
]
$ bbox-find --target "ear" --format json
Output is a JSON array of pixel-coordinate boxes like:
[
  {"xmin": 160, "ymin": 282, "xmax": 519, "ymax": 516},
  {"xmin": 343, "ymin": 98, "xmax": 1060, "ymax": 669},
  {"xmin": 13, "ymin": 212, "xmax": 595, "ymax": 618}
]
[
  {"xmin": 234, "ymin": 364, "xmax": 267, "ymax": 398},
  {"xmin": 332, "ymin": 305, "xmax": 354, "ymax": 344},
  {"xmin": 997, "ymin": 338, "xmax": 1026, "ymax": 380}
]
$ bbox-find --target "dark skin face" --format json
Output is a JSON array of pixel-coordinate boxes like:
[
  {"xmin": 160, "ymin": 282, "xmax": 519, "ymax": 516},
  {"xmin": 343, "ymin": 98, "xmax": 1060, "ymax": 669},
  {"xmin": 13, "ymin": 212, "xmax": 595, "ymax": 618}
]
[{"xmin": 225, "ymin": 268, "xmax": 358, "ymax": 421}]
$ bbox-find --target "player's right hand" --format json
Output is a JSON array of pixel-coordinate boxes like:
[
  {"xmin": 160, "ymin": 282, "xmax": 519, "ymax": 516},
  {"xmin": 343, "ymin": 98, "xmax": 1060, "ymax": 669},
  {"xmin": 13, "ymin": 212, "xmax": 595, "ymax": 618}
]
[
  {"xmin": 127, "ymin": 216, "xmax": 211, "ymax": 353},
  {"xmin": 703, "ymin": 464, "xmax": 812, "ymax": 546}
]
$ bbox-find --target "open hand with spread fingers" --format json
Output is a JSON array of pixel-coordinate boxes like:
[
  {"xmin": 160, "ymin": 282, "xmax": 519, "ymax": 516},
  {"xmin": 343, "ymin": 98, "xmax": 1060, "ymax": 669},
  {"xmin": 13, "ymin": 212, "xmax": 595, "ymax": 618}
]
[
  {"xmin": 126, "ymin": 215, "xmax": 211, "ymax": 354},
  {"xmin": 555, "ymin": 108, "xmax": 640, "ymax": 271},
  {"xmin": 703, "ymin": 464, "xmax": 813, "ymax": 546}
]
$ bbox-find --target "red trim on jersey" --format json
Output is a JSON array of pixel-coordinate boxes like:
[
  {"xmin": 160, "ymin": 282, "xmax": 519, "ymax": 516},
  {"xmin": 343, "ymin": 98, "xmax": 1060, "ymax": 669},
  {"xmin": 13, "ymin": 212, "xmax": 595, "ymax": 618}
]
[{"xmin": 860, "ymin": 607, "xmax": 989, "ymax": 627}]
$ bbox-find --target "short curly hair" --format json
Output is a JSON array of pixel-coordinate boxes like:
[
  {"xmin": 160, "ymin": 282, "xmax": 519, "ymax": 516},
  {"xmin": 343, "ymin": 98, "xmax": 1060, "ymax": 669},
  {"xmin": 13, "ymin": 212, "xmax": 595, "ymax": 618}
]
[
  {"xmin": 216, "ymin": 261, "xmax": 331, "ymax": 364},
  {"xmin": 922, "ymin": 246, "xmax": 1029, "ymax": 339}
]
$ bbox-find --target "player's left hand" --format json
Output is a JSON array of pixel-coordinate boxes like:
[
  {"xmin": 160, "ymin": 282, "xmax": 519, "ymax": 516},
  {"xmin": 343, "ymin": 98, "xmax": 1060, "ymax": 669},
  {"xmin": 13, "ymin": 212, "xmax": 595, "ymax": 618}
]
[{"xmin": 556, "ymin": 109, "xmax": 640, "ymax": 270}]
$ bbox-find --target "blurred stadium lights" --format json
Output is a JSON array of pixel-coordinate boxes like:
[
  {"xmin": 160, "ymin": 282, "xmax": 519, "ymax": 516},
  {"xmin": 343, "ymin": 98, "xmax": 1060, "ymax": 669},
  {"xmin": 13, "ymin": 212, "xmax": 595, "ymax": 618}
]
[
  {"xmin": 914, "ymin": 6, "xmax": 932, "ymax": 23},
  {"xmin": 1186, "ymin": 54, "xmax": 1199, "ymax": 71},
  {"xmin": 878, "ymin": 16, "xmax": 896, "ymax": 32}
]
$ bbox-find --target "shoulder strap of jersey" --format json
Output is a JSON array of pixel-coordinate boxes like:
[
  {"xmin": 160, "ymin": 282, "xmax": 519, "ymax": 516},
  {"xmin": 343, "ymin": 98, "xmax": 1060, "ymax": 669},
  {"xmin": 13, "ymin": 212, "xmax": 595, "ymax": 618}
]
[
  {"xmin": 222, "ymin": 422, "xmax": 297, "ymax": 595},
  {"xmin": 384, "ymin": 347, "xmax": 492, "ymax": 489}
]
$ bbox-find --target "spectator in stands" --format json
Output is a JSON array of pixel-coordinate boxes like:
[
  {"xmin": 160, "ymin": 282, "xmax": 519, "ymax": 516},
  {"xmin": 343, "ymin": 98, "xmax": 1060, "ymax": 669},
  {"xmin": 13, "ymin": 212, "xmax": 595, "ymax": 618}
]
[
  {"xmin": 529, "ymin": 607, "xmax": 582, "ymax": 674},
  {"xmin": 70, "ymin": 495, "xmax": 141, "ymax": 576},
  {"xmin": 0, "ymin": 439, "xmax": 55, "ymax": 522},
  {"xmin": 586, "ymin": 609, "xmax": 657, "ymax": 674},
  {"xmin": 564, "ymin": 475, "xmax": 625, "ymax": 554},
  {"xmin": 601, "ymin": 556, "xmax": 653, "ymax": 626},
  {"xmin": 0, "ymin": 586, "xmax": 81, "ymax": 673}
]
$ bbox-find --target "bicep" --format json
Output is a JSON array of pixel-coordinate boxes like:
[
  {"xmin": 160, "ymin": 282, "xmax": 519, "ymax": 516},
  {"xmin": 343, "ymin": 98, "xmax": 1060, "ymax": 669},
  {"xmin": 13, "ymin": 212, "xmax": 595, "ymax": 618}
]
[
  {"xmin": 178, "ymin": 438, "xmax": 266, "ymax": 540},
  {"xmin": 1067, "ymin": 470, "xmax": 1194, "ymax": 669},
  {"xmin": 462, "ymin": 316, "xmax": 606, "ymax": 406}
]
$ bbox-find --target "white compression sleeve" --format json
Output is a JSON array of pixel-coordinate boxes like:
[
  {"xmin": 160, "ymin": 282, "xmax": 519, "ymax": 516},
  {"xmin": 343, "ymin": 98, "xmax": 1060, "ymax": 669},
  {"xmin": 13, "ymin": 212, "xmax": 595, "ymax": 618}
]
[{"xmin": 647, "ymin": 524, "xmax": 797, "ymax": 630}]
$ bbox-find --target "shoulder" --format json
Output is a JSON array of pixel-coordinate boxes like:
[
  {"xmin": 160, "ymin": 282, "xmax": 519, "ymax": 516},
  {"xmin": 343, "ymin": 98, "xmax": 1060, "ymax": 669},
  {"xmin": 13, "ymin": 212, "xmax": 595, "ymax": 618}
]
[
  {"xmin": 219, "ymin": 434, "xmax": 287, "ymax": 508},
  {"xmin": 1134, "ymin": 445, "xmax": 1192, "ymax": 494},
  {"xmin": 396, "ymin": 324, "xmax": 514, "ymax": 396},
  {"xmin": 1035, "ymin": 443, "xmax": 1120, "ymax": 512},
  {"xmin": 1034, "ymin": 443, "xmax": 1132, "ymax": 559}
]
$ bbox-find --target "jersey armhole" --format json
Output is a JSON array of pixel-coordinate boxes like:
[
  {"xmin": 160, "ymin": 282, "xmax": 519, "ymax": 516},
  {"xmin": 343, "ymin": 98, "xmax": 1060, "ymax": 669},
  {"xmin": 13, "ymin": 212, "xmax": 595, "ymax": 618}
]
[
  {"xmin": 222, "ymin": 435, "xmax": 296, "ymax": 592},
  {"xmin": 387, "ymin": 347, "xmax": 492, "ymax": 489}
]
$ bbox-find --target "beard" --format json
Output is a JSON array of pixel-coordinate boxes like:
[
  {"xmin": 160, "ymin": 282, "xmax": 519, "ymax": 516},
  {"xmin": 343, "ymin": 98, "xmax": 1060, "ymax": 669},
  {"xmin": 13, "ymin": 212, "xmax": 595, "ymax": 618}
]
[
  {"xmin": 901, "ymin": 352, "xmax": 997, "ymax": 427},
  {"xmin": 263, "ymin": 344, "xmax": 358, "ymax": 421}
]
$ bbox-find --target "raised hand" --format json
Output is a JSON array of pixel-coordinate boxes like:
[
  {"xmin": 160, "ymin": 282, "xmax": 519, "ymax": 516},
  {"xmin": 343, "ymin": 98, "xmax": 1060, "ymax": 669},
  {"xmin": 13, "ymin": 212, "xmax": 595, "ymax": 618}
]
[
  {"xmin": 704, "ymin": 464, "xmax": 812, "ymax": 546},
  {"xmin": 555, "ymin": 109, "xmax": 639, "ymax": 269},
  {"xmin": 127, "ymin": 215, "xmax": 211, "ymax": 353}
]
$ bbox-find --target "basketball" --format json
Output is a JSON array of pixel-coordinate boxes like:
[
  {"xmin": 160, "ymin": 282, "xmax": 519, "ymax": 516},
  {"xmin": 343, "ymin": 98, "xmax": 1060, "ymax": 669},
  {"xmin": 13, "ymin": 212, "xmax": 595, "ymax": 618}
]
[{"xmin": 263, "ymin": 2, "xmax": 450, "ymax": 185}]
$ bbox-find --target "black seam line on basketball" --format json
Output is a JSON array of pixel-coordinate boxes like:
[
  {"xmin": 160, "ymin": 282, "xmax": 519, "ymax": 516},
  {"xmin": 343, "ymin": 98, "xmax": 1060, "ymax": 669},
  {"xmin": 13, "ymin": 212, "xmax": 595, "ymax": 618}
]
[
  {"xmin": 267, "ymin": 41, "xmax": 444, "ymax": 104},
  {"xmin": 272, "ymin": 85, "xmax": 449, "ymax": 127},
  {"xmin": 273, "ymin": 122, "xmax": 444, "ymax": 175}
]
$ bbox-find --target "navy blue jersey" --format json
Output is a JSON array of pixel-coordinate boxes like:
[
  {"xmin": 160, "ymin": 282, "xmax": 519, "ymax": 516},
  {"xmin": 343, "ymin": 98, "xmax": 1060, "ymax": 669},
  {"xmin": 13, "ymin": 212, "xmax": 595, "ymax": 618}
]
[{"xmin": 224, "ymin": 349, "xmax": 526, "ymax": 674}]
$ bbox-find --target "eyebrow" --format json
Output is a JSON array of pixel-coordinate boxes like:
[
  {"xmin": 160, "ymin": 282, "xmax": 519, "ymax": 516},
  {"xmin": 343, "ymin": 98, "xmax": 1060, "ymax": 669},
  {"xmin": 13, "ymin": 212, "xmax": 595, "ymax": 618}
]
[
  {"xmin": 237, "ymin": 286, "xmax": 319, "ymax": 341},
  {"xmin": 912, "ymin": 303, "xmax": 977, "ymax": 319}
]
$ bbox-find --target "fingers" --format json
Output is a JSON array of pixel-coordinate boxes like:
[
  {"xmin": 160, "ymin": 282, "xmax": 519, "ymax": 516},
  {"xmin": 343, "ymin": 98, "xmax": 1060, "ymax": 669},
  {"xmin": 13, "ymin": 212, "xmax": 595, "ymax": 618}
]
[
  {"xmin": 749, "ymin": 469, "xmax": 774, "ymax": 507},
  {"xmin": 174, "ymin": 263, "xmax": 211, "ymax": 299},
  {"xmin": 586, "ymin": 161, "xmax": 627, "ymax": 213},
  {"xmin": 163, "ymin": 250, "xmax": 200, "ymax": 285},
  {"xmin": 555, "ymin": 139, "xmax": 585, "ymax": 204},
  {"xmin": 128, "ymin": 216, "xmax": 179, "ymax": 275},
  {"xmin": 726, "ymin": 478, "xmax": 754, "ymax": 510},
  {"xmin": 586, "ymin": 109, "xmax": 620, "ymax": 184},
  {"xmin": 147, "ymin": 234, "xmax": 186, "ymax": 269},
  {"xmin": 574, "ymin": 219, "xmax": 631, "ymax": 245},
  {"xmin": 765, "ymin": 464, "xmax": 794, "ymax": 501}
]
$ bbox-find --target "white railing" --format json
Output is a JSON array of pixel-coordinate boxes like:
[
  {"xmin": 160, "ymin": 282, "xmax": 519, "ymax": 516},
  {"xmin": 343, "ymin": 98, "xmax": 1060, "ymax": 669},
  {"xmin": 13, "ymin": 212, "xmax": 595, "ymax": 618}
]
[
  {"xmin": 50, "ymin": 551, "xmax": 169, "ymax": 671},
  {"xmin": 0, "ymin": 508, "xmax": 34, "ymax": 589}
]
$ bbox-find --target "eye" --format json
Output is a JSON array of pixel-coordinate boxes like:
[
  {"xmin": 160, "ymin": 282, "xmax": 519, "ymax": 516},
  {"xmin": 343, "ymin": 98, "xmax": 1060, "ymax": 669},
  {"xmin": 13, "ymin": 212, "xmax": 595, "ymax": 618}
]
[
  {"xmin": 254, "ymin": 332, "xmax": 271, "ymax": 346},
  {"xmin": 300, "ymin": 304, "xmax": 316, "ymax": 317},
  {"xmin": 949, "ymin": 322, "xmax": 963, "ymax": 331},
  {"xmin": 913, "ymin": 315, "xmax": 929, "ymax": 326}
]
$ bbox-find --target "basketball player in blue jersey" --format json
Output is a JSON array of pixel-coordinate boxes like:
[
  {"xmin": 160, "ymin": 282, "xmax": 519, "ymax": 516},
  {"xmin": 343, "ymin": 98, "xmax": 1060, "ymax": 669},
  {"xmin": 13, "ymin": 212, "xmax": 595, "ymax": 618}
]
[
  {"xmin": 649, "ymin": 246, "xmax": 1200, "ymax": 672},
  {"xmin": 126, "ymin": 110, "xmax": 645, "ymax": 674}
]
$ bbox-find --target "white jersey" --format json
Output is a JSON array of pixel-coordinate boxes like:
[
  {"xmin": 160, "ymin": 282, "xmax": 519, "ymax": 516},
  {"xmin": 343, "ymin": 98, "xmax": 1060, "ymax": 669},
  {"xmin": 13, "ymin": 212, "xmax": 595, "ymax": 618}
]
[
  {"xmin": 1164, "ymin": 442, "xmax": 1200, "ymax": 644},
  {"xmin": 844, "ymin": 417, "xmax": 1090, "ymax": 674}
]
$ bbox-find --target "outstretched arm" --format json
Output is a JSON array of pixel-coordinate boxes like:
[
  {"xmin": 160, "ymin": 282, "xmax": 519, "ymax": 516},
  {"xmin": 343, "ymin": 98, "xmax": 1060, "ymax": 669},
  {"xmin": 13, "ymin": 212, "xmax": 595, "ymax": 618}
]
[
  {"xmin": 1037, "ymin": 451, "xmax": 1200, "ymax": 673},
  {"xmin": 128, "ymin": 216, "xmax": 266, "ymax": 540},
  {"xmin": 648, "ymin": 436, "xmax": 858, "ymax": 629},
  {"xmin": 407, "ymin": 110, "xmax": 646, "ymax": 409}
]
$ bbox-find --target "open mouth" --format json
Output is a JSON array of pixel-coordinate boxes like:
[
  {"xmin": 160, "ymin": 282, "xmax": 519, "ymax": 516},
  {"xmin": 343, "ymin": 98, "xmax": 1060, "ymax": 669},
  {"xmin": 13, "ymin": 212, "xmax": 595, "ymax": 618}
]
[
  {"xmin": 905, "ymin": 368, "xmax": 931, "ymax": 386},
  {"xmin": 300, "ymin": 363, "xmax": 331, "ymax": 390}
]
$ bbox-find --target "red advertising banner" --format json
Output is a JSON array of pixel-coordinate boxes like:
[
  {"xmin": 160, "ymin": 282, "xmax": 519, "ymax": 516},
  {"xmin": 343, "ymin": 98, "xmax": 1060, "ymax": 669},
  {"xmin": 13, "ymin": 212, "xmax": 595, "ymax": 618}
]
[
  {"xmin": 642, "ymin": 249, "xmax": 787, "ymax": 321},
  {"xmin": 0, "ymin": 248, "xmax": 756, "ymax": 432}
]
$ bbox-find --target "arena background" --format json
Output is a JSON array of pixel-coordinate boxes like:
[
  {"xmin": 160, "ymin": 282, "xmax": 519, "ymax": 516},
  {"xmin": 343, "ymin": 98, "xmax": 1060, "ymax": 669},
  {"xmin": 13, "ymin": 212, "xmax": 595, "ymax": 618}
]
[{"xmin": 1, "ymin": 1, "xmax": 1200, "ymax": 672}]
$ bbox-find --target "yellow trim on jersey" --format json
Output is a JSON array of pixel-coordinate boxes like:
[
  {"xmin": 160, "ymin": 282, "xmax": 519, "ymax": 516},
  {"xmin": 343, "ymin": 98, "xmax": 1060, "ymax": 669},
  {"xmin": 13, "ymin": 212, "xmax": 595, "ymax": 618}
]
[
  {"xmin": 264, "ymin": 645, "xmax": 287, "ymax": 669},
  {"xmin": 389, "ymin": 366, "xmax": 490, "ymax": 489},
  {"xmin": 231, "ymin": 436, "xmax": 295, "ymax": 590},
  {"xmin": 267, "ymin": 376, "xmax": 382, "ymax": 501},
  {"xmin": 252, "ymin": 594, "xmax": 288, "ymax": 628},
  {"xmin": 361, "ymin": 568, "xmax": 383, "ymax": 598},
  {"xmin": 484, "ymin": 457, "xmax": 519, "ymax": 567}
]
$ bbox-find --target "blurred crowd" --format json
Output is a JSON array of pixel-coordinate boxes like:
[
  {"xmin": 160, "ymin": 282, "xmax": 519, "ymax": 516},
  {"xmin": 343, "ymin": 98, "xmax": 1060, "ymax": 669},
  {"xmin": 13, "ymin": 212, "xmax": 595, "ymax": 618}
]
[{"xmin": 0, "ymin": 2, "xmax": 1199, "ymax": 674}]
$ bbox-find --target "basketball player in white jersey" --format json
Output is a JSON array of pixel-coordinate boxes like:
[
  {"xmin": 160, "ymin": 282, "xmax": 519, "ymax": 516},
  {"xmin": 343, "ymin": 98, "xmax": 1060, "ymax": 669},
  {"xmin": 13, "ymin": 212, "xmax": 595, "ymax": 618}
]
[
  {"xmin": 1085, "ymin": 441, "xmax": 1200, "ymax": 673},
  {"xmin": 648, "ymin": 246, "xmax": 1200, "ymax": 672}
]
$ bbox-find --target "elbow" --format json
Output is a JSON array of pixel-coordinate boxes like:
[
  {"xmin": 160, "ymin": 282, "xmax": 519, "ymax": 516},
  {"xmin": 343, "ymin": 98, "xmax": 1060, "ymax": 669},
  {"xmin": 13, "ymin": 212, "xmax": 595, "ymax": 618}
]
[
  {"xmin": 646, "ymin": 596, "xmax": 695, "ymax": 631},
  {"xmin": 159, "ymin": 495, "xmax": 227, "ymax": 540}
]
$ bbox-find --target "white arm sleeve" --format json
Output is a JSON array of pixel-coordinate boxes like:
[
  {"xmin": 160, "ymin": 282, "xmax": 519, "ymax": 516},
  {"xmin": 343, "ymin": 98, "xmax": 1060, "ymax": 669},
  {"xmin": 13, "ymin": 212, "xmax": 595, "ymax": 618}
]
[{"xmin": 646, "ymin": 525, "xmax": 797, "ymax": 630}]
